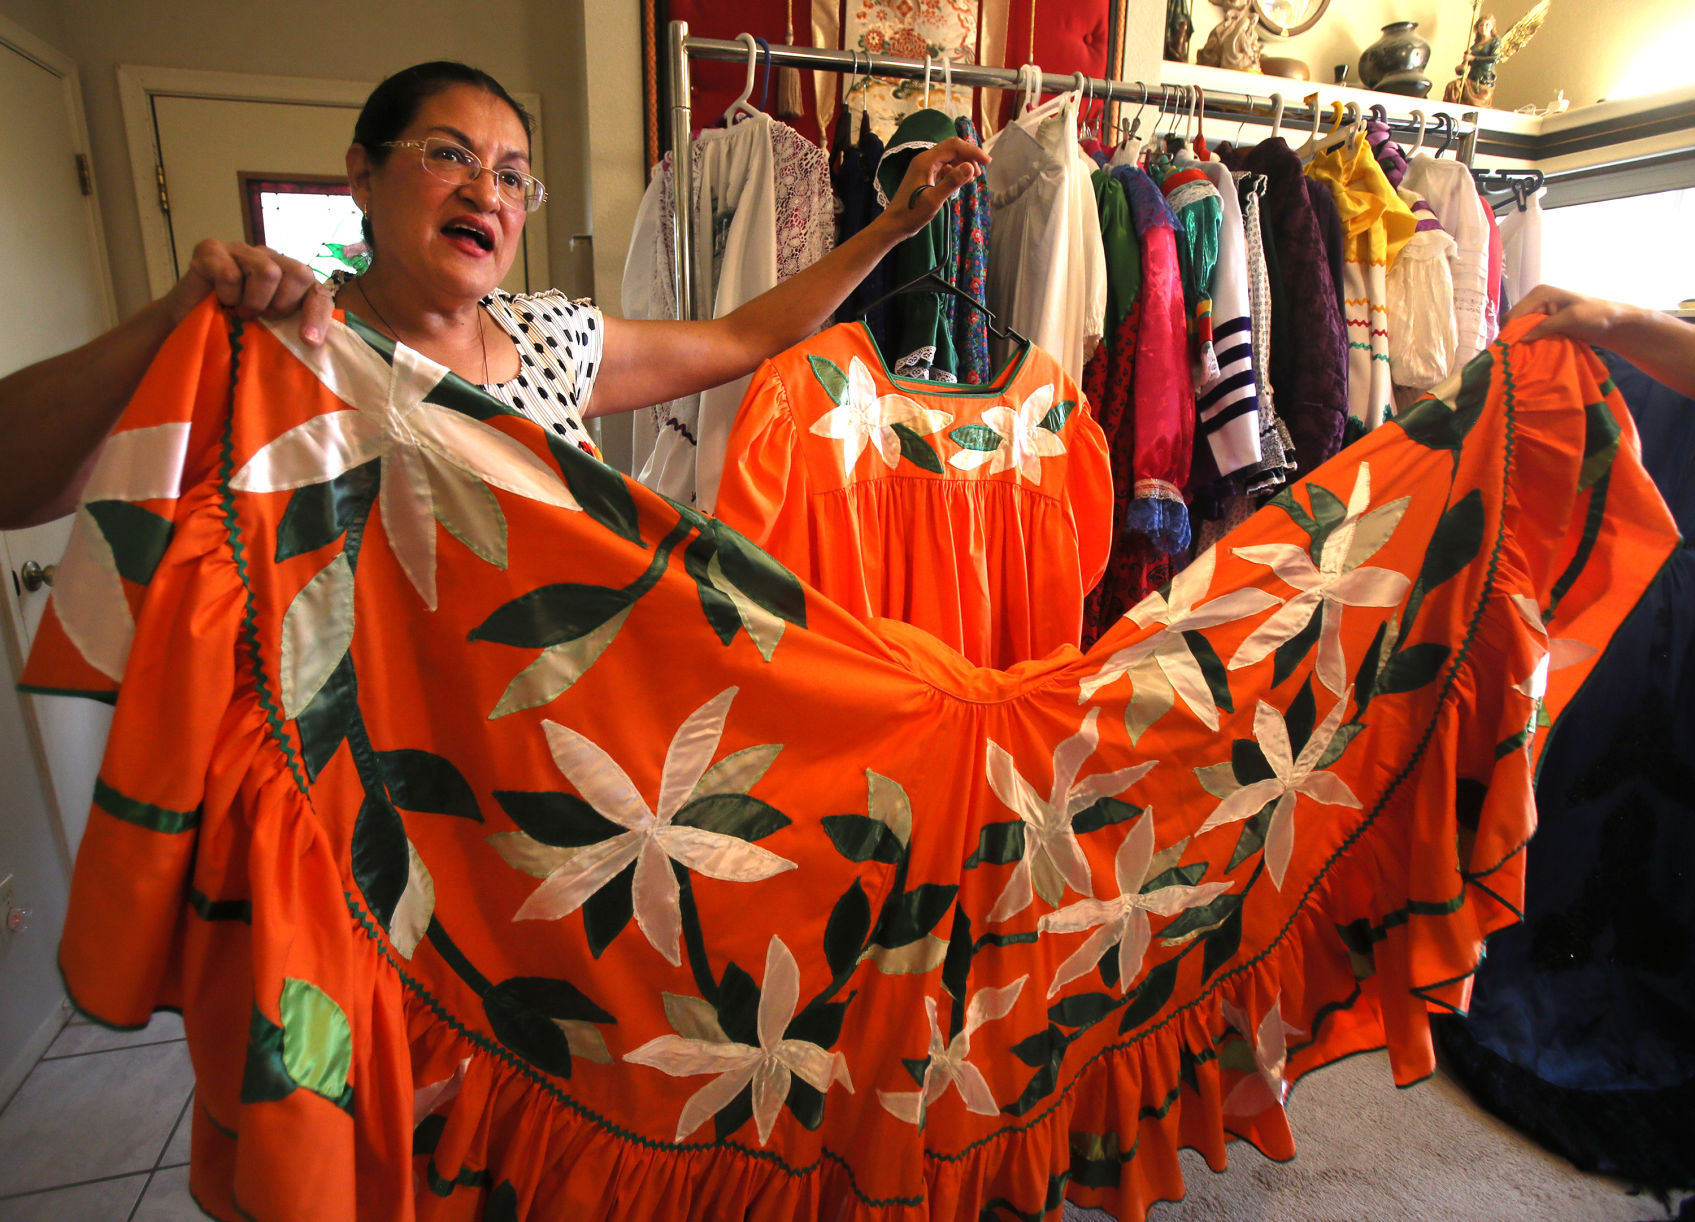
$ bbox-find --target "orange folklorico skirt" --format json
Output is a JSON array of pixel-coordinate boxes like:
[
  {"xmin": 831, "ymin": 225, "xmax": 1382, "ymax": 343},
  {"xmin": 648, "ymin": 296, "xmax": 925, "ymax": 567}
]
[{"xmin": 25, "ymin": 302, "xmax": 1677, "ymax": 1221}]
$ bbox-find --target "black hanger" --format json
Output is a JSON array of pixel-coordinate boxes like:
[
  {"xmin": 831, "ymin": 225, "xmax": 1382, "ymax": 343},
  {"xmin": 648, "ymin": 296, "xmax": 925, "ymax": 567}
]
[
  {"xmin": 1432, "ymin": 112, "xmax": 1455, "ymax": 158},
  {"xmin": 856, "ymin": 263, "xmax": 1028, "ymax": 348}
]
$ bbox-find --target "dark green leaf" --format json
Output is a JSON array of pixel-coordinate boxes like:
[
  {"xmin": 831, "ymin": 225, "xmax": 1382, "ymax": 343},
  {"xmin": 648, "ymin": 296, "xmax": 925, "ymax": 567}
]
[
  {"xmin": 1003, "ymin": 1062, "xmax": 1059, "ymax": 1117},
  {"xmin": 1039, "ymin": 399, "xmax": 1076, "ymax": 433},
  {"xmin": 1117, "ymin": 957, "xmax": 1179, "ymax": 1033},
  {"xmin": 1285, "ymin": 676, "xmax": 1317, "ymax": 760},
  {"xmin": 949, "ymin": 424, "xmax": 1003, "ymax": 452},
  {"xmin": 714, "ymin": 1082, "xmax": 755, "ymax": 1141},
  {"xmin": 1010, "ymin": 1025, "xmax": 1067, "ymax": 1070},
  {"xmin": 964, "ymin": 820, "xmax": 1026, "ymax": 868},
  {"xmin": 1306, "ymin": 483, "xmax": 1348, "ymax": 561},
  {"xmin": 1272, "ymin": 605, "xmax": 1323, "ymax": 687},
  {"xmin": 1315, "ymin": 720, "xmax": 1365, "ymax": 770},
  {"xmin": 1200, "ymin": 904, "xmax": 1245, "ymax": 982},
  {"xmin": 421, "ymin": 368, "xmax": 506, "ymax": 421},
  {"xmin": 784, "ymin": 1076, "xmax": 826, "ymax": 1130},
  {"xmin": 786, "ymin": 999, "xmax": 847, "ymax": 1049},
  {"xmin": 672, "ymin": 793, "xmax": 790, "ymax": 842},
  {"xmin": 1395, "ymin": 395, "xmax": 1462, "ymax": 450},
  {"xmin": 484, "ymin": 1181, "xmax": 520, "ymax": 1222},
  {"xmin": 1453, "ymin": 348, "xmax": 1495, "ymax": 437},
  {"xmin": 582, "ymin": 859, "xmax": 635, "ymax": 958},
  {"xmin": 1228, "ymin": 804, "xmax": 1273, "ymax": 872},
  {"xmin": 414, "ymin": 1113, "xmax": 447, "ymax": 1156},
  {"xmin": 1353, "ymin": 622, "xmax": 1389, "ymax": 717},
  {"xmin": 808, "ymin": 354, "xmax": 850, "ymax": 404},
  {"xmin": 273, "ymin": 459, "xmax": 380, "ymax": 563},
  {"xmin": 468, "ymin": 583, "xmax": 635, "ymax": 649},
  {"xmin": 352, "ymin": 793, "xmax": 407, "ymax": 928},
  {"xmin": 824, "ymin": 881, "xmax": 873, "ymax": 979},
  {"xmin": 1097, "ymin": 944, "xmax": 1119, "ymax": 989},
  {"xmin": 1416, "ymin": 490, "xmax": 1485, "ymax": 599},
  {"xmin": 1580, "ymin": 397, "xmax": 1622, "ymax": 491},
  {"xmin": 295, "ymin": 653, "xmax": 352, "ymax": 780},
  {"xmin": 85, "ymin": 500, "xmax": 174, "ymax": 584},
  {"xmin": 239, "ymin": 1004, "xmax": 295, "ymax": 1105},
  {"xmin": 484, "ymin": 976, "xmax": 615, "ymax": 1077},
  {"xmin": 1072, "ymin": 796, "xmax": 1142, "ymax": 836},
  {"xmin": 902, "ymin": 1055, "xmax": 931, "ymax": 1085},
  {"xmin": 1231, "ymin": 739, "xmax": 1275, "ymax": 786},
  {"xmin": 545, "ymin": 434, "xmax": 643, "ymax": 545},
  {"xmin": 715, "ymin": 961, "xmax": 760, "ymax": 1046},
  {"xmin": 821, "ymin": 814, "xmax": 904, "ymax": 864},
  {"xmin": 942, "ymin": 906, "xmax": 974, "ymax": 1003},
  {"xmin": 711, "ymin": 524, "xmax": 808, "ymax": 628},
  {"xmin": 874, "ymin": 883, "xmax": 959, "ymax": 948},
  {"xmin": 1158, "ymin": 889, "xmax": 1241, "ymax": 941},
  {"xmin": 891, "ymin": 422, "xmax": 945, "ymax": 474},
  {"xmin": 1143, "ymin": 862, "xmax": 1207, "ymax": 892},
  {"xmin": 1183, "ymin": 631, "xmax": 1235, "ymax": 716},
  {"xmin": 1050, "ymin": 991, "xmax": 1118, "ymax": 1028},
  {"xmin": 1377, "ymin": 642, "xmax": 1450, "ymax": 695},
  {"xmin": 380, "ymin": 748, "xmax": 482, "ymax": 821},
  {"xmin": 1267, "ymin": 486, "xmax": 1318, "ymax": 537},
  {"xmin": 493, "ymin": 790, "xmax": 623, "ymax": 847}
]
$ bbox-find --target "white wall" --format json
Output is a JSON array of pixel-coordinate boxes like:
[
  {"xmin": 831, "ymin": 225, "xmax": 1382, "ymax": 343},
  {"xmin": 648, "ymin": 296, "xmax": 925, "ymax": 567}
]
[{"xmin": 0, "ymin": 0, "xmax": 594, "ymax": 319}]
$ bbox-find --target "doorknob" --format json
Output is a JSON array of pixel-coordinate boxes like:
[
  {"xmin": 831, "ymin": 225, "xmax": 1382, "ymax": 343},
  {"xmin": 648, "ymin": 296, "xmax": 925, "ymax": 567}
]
[{"xmin": 20, "ymin": 560, "xmax": 56, "ymax": 591}]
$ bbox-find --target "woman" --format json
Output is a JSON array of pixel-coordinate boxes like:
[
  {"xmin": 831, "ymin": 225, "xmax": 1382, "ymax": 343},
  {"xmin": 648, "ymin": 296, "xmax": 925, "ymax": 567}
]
[{"xmin": 0, "ymin": 60, "xmax": 987, "ymax": 529}]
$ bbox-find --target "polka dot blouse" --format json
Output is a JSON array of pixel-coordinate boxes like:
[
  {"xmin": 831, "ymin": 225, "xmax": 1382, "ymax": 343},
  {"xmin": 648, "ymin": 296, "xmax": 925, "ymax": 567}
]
[{"xmin": 477, "ymin": 289, "xmax": 605, "ymax": 456}]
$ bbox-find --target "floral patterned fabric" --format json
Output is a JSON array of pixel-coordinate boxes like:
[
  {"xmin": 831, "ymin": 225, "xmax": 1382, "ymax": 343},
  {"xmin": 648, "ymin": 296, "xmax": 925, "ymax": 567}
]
[
  {"xmin": 713, "ymin": 323, "xmax": 1111, "ymax": 669},
  {"xmin": 24, "ymin": 301, "xmax": 1677, "ymax": 1222}
]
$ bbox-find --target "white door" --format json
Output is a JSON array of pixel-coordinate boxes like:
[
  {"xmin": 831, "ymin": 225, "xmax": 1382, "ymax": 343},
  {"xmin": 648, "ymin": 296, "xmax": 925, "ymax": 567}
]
[{"xmin": 0, "ymin": 18, "xmax": 119, "ymax": 1098}]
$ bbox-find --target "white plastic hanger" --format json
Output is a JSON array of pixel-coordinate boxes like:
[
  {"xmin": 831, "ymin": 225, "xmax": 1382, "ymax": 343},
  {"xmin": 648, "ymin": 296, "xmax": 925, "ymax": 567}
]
[
  {"xmin": 940, "ymin": 51, "xmax": 955, "ymax": 117},
  {"xmin": 922, "ymin": 54, "xmax": 933, "ymax": 109},
  {"xmin": 1409, "ymin": 109, "xmax": 1428, "ymax": 153},
  {"xmin": 723, "ymin": 33, "xmax": 761, "ymax": 125},
  {"xmin": 1269, "ymin": 92, "xmax": 1285, "ymax": 142},
  {"xmin": 1296, "ymin": 96, "xmax": 1342, "ymax": 160}
]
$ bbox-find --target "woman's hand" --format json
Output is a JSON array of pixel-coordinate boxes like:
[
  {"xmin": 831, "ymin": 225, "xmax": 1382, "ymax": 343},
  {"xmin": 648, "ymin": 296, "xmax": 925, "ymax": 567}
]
[
  {"xmin": 1505, "ymin": 284, "xmax": 1634, "ymax": 345},
  {"xmin": 875, "ymin": 136, "xmax": 991, "ymax": 241},
  {"xmin": 161, "ymin": 240, "xmax": 336, "ymax": 345}
]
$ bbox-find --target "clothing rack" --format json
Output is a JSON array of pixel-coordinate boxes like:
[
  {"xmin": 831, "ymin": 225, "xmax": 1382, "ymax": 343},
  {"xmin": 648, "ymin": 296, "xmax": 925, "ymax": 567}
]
[{"xmin": 663, "ymin": 20, "xmax": 1481, "ymax": 322}]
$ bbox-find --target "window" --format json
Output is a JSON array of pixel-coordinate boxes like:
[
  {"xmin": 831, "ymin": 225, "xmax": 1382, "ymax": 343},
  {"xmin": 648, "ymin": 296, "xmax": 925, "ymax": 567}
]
[
  {"xmin": 1539, "ymin": 187, "xmax": 1695, "ymax": 312},
  {"xmin": 239, "ymin": 174, "xmax": 368, "ymax": 281}
]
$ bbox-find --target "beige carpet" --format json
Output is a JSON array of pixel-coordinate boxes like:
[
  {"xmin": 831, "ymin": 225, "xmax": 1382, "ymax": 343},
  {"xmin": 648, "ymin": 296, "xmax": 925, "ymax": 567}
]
[{"xmin": 1063, "ymin": 1051, "xmax": 1680, "ymax": 1222}]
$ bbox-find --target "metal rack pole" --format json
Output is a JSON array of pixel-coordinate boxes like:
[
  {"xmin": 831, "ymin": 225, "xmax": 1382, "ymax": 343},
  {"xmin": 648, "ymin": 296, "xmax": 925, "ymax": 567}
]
[{"xmin": 668, "ymin": 20, "xmax": 695, "ymax": 322}]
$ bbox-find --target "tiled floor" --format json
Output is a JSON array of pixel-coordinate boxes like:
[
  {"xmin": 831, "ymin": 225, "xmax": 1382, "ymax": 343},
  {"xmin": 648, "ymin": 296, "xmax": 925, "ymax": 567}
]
[{"xmin": 0, "ymin": 1008, "xmax": 198, "ymax": 1221}]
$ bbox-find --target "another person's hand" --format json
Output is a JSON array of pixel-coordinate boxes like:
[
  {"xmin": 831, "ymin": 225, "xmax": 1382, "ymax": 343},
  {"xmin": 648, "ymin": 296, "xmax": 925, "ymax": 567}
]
[
  {"xmin": 1506, "ymin": 284, "xmax": 1634, "ymax": 345},
  {"xmin": 879, "ymin": 136, "xmax": 991, "ymax": 240},
  {"xmin": 161, "ymin": 240, "xmax": 335, "ymax": 345}
]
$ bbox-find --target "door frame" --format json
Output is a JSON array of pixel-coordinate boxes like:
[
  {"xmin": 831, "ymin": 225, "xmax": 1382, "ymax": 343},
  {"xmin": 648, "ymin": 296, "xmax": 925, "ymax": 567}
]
[{"xmin": 116, "ymin": 65, "xmax": 552, "ymax": 298}]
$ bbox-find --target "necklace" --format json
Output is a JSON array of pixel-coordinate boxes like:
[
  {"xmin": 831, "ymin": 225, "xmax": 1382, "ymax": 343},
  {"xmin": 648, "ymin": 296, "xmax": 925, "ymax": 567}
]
[{"xmin": 352, "ymin": 278, "xmax": 491, "ymax": 386}]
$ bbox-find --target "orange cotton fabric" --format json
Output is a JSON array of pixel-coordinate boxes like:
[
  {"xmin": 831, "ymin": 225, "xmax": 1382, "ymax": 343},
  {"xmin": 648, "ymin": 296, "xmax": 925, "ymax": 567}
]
[
  {"xmin": 713, "ymin": 322, "xmax": 1112, "ymax": 669},
  {"xmin": 23, "ymin": 302, "xmax": 1679, "ymax": 1222}
]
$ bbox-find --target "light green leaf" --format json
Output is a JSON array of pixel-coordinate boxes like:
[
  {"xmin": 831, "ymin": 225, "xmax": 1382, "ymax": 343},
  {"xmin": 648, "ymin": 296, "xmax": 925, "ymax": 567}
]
[
  {"xmin": 690, "ymin": 744, "xmax": 783, "ymax": 803},
  {"xmin": 708, "ymin": 553, "xmax": 785, "ymax": 661},
  {"xmin": 280, "ymin": 553, "xmax": 355, "ymax": 720},
  {"xmin": 555, "ymin": 1019, "xmax": 612, "ymax": 1064},
  {"xmin": 861, "ymin": 933, "xmax": 948, "ymax": 975},
  {"xmin": 278, "ymin": 978, "xmax": 353, "ymax": 1103},
  {"xmin": 1194, "ymin": 761, "xmax": 1239, "ymax": 799},
  {"xmin": 389, "ymin": 840, "xmax": 435, "ymax": 959},
  {"xmin": 489, "ymin": 604, "xmax": 632, "ymax": 719},
  {"xmin": 866, "ymin": 770, "xmax": 913, "ymax": 847}
]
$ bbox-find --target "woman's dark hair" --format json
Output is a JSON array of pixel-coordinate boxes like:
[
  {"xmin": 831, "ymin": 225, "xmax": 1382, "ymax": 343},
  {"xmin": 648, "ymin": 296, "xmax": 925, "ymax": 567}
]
[{"xmin": 351, "ymin": 61, "xmax": 534, "ymax": 250}]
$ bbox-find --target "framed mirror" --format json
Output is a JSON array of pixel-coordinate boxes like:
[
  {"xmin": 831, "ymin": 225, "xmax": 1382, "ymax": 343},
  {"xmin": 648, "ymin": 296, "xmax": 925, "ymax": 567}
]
[{"xmin": 1253, "ymin": 0, "xmax": 1331, "ymax": 38}]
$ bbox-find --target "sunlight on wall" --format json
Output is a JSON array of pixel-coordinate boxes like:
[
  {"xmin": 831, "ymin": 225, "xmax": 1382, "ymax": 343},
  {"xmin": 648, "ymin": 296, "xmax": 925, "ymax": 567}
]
[{"xmin": 1607, "ymin": 12, "xmax": 1695, "ymax": 100}]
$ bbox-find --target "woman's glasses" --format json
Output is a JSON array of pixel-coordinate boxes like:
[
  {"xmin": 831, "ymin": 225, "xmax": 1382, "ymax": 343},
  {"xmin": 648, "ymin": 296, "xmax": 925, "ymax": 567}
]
[{"xmin": 381, "ymin": 137, "xmax": 547, "ymax": 212}]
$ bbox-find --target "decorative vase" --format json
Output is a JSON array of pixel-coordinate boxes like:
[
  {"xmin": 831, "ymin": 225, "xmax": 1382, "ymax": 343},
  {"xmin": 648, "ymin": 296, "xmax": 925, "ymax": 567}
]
[
  {"xmin": 1261, "ymin": 55, "xmax": 1311, "ymax": 81},
  {"xmin": 1359, "ymin": 21, "xmax": 1432, "ymax": 90},
  {"xmin": 1375, "ymin": 69, "xmax": 1433, "ymax": 97}
]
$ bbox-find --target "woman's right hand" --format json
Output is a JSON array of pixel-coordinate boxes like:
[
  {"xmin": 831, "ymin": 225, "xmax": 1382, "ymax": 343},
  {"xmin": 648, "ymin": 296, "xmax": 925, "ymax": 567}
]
[{"xmin": 162, "ymin": 239, "xmax": 336, "ymax": 345}]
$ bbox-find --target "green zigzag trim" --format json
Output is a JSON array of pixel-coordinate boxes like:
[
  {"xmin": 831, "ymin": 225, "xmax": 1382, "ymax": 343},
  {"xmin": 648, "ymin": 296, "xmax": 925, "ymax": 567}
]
[
  {"xmin": 924, "ymin": 338, "xmax": 1524, "ymax": 1167},
  {"xmin": 218, "ymin": 316, "xmax": 310, "ymax": 797},
  {"xmin": 339, "ymin": 889, "xmax": 921, "ymax": 1208}
]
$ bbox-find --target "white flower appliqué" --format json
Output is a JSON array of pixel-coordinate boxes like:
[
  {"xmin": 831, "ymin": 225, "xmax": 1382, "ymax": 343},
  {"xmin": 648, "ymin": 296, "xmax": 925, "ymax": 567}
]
[{"xmin": 809, "ymin": 355, "xmax": 952, "ymax": 474}]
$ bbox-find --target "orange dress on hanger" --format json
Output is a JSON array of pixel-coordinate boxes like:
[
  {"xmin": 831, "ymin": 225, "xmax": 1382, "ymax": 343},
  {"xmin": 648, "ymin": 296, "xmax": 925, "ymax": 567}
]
[
  {"xmin": 24, "ymin": 302, "xmax": 1677, "ymax": 1222},
  {"xmin": 714, "ymin": 322, "xmax": 1113, "ymax": 669}
]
